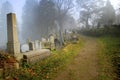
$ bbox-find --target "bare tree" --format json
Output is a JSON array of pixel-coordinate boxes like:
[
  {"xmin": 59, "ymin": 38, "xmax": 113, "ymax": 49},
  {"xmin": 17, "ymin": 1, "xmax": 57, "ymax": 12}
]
[
  {"xmin": 76, "ymin": 0, "xmax": 104, "ymax": 28},
  {"xmin": 53, "ymin": 0, "xmax": 74, "ymax": 28},
  {"xmin": 52, "ymin": 0, "xmax": 74, "ymax": 46}
]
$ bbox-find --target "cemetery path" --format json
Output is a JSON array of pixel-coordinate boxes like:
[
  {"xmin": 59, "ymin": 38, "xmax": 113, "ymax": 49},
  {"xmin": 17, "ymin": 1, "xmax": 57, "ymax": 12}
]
[{"xmin": 54, "ymin": 36, "xmax": 99, "ymax": 80}]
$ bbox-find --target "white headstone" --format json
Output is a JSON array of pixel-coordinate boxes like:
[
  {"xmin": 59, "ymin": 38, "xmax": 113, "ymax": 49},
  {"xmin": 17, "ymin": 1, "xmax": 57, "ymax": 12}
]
[{"xmin": 21, "ymin": 44, "xmax": 29, "ymax": 53}]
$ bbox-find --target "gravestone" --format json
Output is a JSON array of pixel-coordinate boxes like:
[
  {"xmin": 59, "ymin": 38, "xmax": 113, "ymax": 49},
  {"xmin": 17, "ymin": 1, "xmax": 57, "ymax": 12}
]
[
  {"xmin": 54, "ymin": 38, "xmax": 60, "ymax": 49},
  {"xmin": 49, "ymin": 34, "xmax": 55, "ymax": 50},
  {"xmin": 41, "ymin": 37, "xmax": 47, "ymax": 49},
  {"xmin": 7, "ymin": 13, "xmax": 20, "ymax": 56},
  {"xmin": 39, "ymin": 41, "xmax": 42, "ymax": 49},
  {"xmin": 41, "ymin": 37, "xmax": 47, "ymax": 42},
  {"xmin": 49, "ymin": 34, "xmax": 54, "ymax": 44},
  {"xmin": 21, "ymin": 44, "xmax": 29, "ymax": 53},
  {"xmin": 29, "ymin": 42, "xmax": 35, "ymax": 51},
  {"xmin": 34, "ymin": 40, "xmax": 39, "ymax": 50}
]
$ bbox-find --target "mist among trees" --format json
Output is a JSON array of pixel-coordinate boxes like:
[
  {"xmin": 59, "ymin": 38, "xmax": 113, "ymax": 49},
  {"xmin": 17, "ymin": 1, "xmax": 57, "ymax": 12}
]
[
  {"xmin": 0, "ymin": 0, "xmax": 120, "ymax": 46},
  {"xmin": 21, "ymin": 0, "xmax": 74, "ymax": 42}
]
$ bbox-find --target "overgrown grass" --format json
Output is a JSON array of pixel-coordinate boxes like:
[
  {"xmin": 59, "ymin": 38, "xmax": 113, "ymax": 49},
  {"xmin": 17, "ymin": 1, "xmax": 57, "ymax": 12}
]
[
  {"xmin": 13, "ymin": 39, "xmax": 84, "ymax": 80},
  {"xmin": 98, "ymin": 36, "xmax": 120, "ymax": 80}
]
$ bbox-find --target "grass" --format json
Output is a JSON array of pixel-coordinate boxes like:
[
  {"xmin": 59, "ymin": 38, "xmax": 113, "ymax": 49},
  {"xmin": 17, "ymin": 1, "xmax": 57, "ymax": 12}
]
[
  {"xmin": 98, "ymin": 36, "xmax": 120, "ymax": 80},
  {"xmin": 12, "ymin": 38, "xmax": 84, "ymax": 80}
]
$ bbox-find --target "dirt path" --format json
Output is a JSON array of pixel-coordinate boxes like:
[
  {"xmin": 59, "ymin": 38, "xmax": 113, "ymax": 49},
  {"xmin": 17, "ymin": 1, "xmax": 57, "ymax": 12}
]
[{"xmin": 54, "ymin": 36, "xmax": 99, "ymax": 80}]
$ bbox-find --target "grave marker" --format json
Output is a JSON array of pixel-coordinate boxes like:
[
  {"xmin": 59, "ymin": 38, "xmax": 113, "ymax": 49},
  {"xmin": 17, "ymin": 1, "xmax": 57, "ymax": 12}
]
[{"xmin": 7, "ymin": 13, "xmax": 20, "ymax": 56}]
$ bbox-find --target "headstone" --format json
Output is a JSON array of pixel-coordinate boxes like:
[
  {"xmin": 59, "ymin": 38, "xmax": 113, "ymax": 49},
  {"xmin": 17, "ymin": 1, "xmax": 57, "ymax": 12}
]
[
  {"xmin": 41, "ymin": 37, "xmax": 47, "ymax": 49},
  {"xmin": 39, "ymin": 41, "xmax": 42, "ymax": 49},
  {"xmin": 41, "ymin": 37, "xmax": 47, "ymax": 42},
  {"xmin": 49, "ymin": 34, "xmax": 54, "ymax": 44},
  {"xmin": 34, "ymin": 40, "xmax": 39, "ymax": 50},
  {"xmin": 7, "ymin": 13, "xmax": 20, "ymax": 56},
  {"xmin": 49, "ymin": 34, "xmax": 55, "ymax": 50},
  {"xmin": 29, "ymin": 42, "xmax": 35, "ymax": 51},
  {"xmin": 54, "ymin": 38, "xmax": 60, "ymax": 49},
  {"xmin": 21, "ymin": 44, "xmax": 29, "ymax": 53}
]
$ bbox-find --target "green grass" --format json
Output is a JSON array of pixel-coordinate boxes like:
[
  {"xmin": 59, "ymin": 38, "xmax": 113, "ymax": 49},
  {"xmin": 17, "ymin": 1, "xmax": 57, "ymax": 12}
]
[
  {"xmin": 98, "ymin": 36, "xmax": 120, "ymax": 80},
  {"xmin": 12, "ymin": 39, "xmax": 84, "ymax": 80}
]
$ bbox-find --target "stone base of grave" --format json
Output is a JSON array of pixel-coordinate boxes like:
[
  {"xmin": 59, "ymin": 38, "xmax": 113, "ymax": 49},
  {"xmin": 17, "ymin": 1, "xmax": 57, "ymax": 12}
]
[
  {"xmin": 15, "ymin": 53, "xmax": 23, "ymax": 62},
  {"xmin": 22, "ymin": 49, "xmax": 51, "ymax": 64}
]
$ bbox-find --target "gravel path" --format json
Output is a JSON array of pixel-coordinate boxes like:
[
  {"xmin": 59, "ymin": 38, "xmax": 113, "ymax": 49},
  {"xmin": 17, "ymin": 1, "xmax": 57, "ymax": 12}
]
[{"xmin": 54, "ymin": 36, "xmax": 99, "ymax": 80}]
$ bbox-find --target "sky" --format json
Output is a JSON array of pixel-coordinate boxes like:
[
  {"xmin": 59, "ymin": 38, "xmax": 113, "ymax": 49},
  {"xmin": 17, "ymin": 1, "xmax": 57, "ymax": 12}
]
[
  {"xmin": 9, "ymin": 0, "xmax": 25, "ymax": 23},
  {"xmin": 110, "ymin": 0, "xmax": 120, "ymax": 9},
  {"xmin": 0, "ymin": 0, "xmax": 120, "ymax": 23}
]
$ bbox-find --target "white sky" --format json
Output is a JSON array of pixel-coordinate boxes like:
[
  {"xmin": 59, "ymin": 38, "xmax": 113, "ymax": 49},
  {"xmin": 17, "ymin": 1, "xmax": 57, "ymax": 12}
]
[
  {"xmin": 109, "ymin": 0, "xmax": 120, "ymax": 9},
  {"xmin": 0, "ymin": 0, "xmax": 120, "ymax": 23}
]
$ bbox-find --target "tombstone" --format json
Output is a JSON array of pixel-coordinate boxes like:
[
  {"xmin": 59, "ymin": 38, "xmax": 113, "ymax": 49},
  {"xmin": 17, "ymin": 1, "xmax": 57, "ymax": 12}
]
[
  {"xmin": 7, "ymin": 13, "xmax": 20, "ymax": 56},
  {"xmin": 39, "ymin": 41, "xmax": 42, "ymax": 49},
  {"xmin": 34, "ymin": 40, "xmax": 39, "ymax": 50},
  {"xmin": 41, "ymin": 37, "xmax": 47, "ymax": 42},
  {"xmin": 49, "ymin": 34, "xmax": 55, "ymax": 50},
  {"xmin": 29, "ymin": 42, "xmax": 35, "ymax": 51},
  {"xmin": 54, "ymin": 38, "xmax": 60, "ymax": 50},
  {"xmin": 41, "ymin": 37, "xmax": 47, "ymax": 49},
  {"xmin": 21, "ymin": 44, "xmax": 29, "ymax": 53},
  {"xmin": 49, "ymin": 34, "xmax": 54, "ymax": 44}
]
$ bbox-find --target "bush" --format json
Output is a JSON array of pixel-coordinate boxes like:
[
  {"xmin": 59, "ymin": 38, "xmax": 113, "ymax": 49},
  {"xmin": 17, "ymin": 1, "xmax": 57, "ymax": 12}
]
[{"xmin": 98, "ymin": 37, "xmax": 120, "ymax": 80}]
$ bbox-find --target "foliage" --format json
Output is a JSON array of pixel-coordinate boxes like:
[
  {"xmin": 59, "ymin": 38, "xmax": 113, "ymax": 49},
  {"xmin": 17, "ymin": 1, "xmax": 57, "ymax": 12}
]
[
  {"xmin": 78, "ymin": 25, "xmax": 120, "ymax": 79},
  {"xmin": 98, "ymin": 37, "xmax": 120, "ymax": 80},
  {"xmin": 12, "ymin": 39, "xmax": 83, "ymax": 80},
  {"xmin": 0, "ymin": 51, "xmax": 9, "ymax": 61},
  {"xmin": 79, "ymin": 25, "xmax": 120, "ymax": 37}
]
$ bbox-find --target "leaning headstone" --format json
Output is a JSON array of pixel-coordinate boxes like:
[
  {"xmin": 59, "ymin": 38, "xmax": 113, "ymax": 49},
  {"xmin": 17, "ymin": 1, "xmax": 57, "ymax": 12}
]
[{"xmin": 29, "ymin": 42, "xmax": 35, "ymax": 51}]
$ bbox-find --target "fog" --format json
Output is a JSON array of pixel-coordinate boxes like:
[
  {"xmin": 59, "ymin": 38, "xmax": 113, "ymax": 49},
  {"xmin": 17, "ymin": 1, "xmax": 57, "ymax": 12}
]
[
  {"xmin": 21, "ymin": 0, "xmax": 75, "ymax": 42},
  {"xmin": 0, "ymin": 0, "xmax": 120, "ymax": 49}
]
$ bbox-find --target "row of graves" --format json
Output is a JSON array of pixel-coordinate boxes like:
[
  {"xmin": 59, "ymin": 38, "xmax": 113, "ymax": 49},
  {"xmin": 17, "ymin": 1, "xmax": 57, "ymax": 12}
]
[
  {"xmin": 0, "ymin": 13, "xmax": 60, "ymax": 79},
  {"xmin": 0, "ymin": 34, "xmax": 58, "ymax": 79},
  {"xmin": 20, "ymin": 31, "xmax": 79, "ymax": 66},
  {"xmin": 0, "ymin": 35, "xmax": 55, "ymax": 79},
  {"xmin": 0, "ymin": 13, "xmax": 79, "ymax": 79},
  {"xmin": 21, "ymin": 34, "xmax": 60, "ymax": 64}
]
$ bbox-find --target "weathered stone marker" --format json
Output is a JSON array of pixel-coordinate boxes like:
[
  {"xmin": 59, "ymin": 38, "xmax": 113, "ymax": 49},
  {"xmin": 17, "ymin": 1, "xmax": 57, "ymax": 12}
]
[
  {"xmin": 49, "ymin": 34, "xmax": 55, "ymax": 50},
  {"xmin": 7, "ymin": 13, "xmax": 20, "ymax": 56},
  {"xmin": 29, "ymin": 42, "xmax": 35, "ymax": 51}
]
